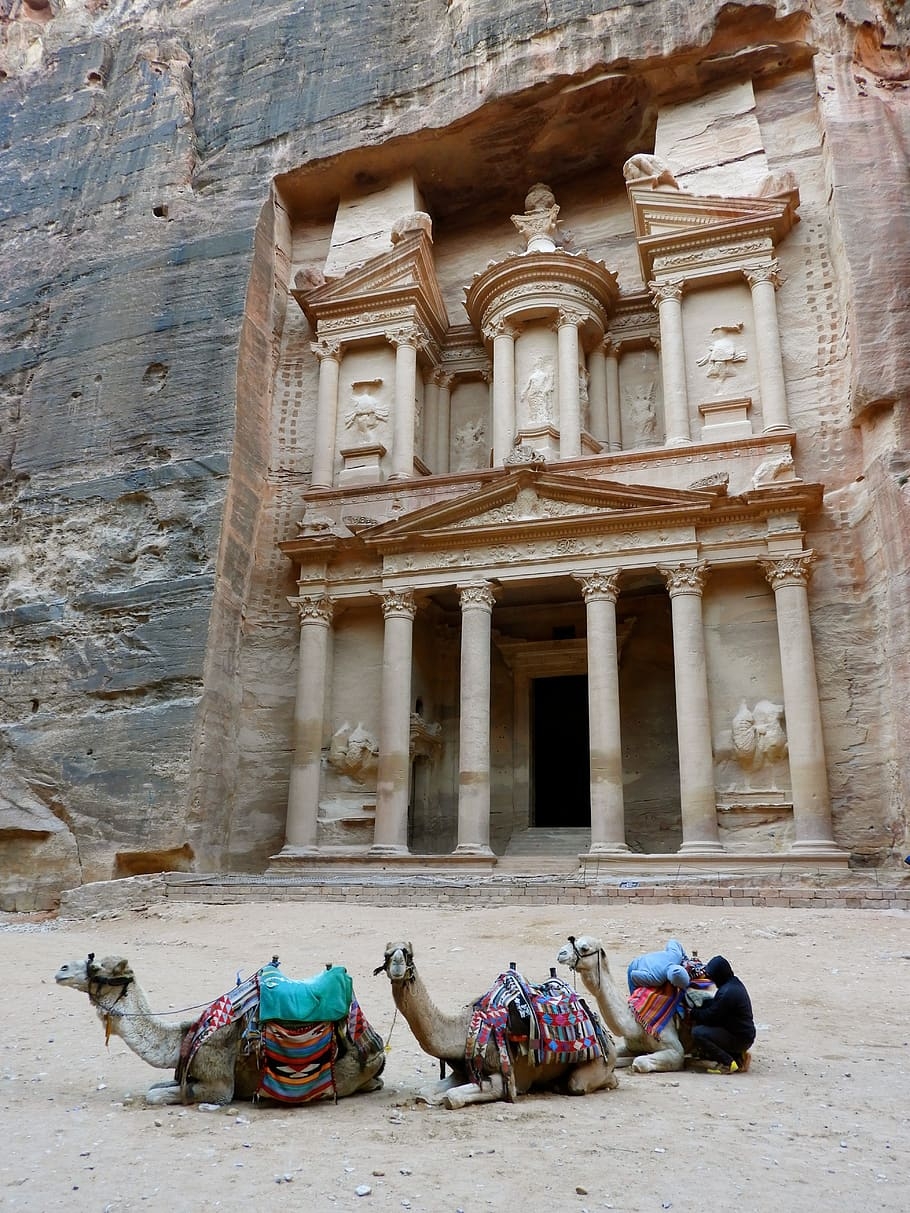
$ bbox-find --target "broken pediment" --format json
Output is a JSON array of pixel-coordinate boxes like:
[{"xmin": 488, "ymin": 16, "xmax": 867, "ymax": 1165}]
[
  {"xmin": 627, "ymin": 179, "xmax": 800, "ymax": 284},
  {"xmin": 363, "ymin": 468, "xmax": 728, "ymax": 552},
  {"xmin": 293, "ymin": 227, "xmax": 449, "ymax": 347}
]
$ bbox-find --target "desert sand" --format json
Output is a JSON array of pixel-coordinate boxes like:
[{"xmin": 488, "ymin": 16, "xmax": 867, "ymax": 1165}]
[{"xmin": 2, "ymin": 897, "xmax": 908, "ymax": 1212}]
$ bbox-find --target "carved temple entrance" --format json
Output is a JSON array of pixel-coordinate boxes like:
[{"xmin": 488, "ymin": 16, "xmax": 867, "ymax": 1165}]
[{"xmin": 531, "ymin": 674, "xmax": 591, "ymax": 829}]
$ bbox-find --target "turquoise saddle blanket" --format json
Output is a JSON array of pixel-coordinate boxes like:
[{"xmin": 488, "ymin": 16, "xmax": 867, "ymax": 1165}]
[{"xmin": 257, "ymin": 963, "xmax": 353, "ymax": 1025}]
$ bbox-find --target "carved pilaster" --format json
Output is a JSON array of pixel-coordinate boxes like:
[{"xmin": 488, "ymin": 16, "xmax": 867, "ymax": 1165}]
[
  {"xmin": 759, "ymin": 551, "xmax": 817, "ymax": 590},
  {"xmin": 288, "ymin": 594, "xmax": 335, "ymax": 626},
  {"xmin": 659, "ymin": 562, "xmax": 710, "ymax": 596}
]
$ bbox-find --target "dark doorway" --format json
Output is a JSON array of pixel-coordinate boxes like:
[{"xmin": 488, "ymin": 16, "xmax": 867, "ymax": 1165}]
[{"xmin": 532, "ymin": 674, "xmax": 591, "ymax": 827}]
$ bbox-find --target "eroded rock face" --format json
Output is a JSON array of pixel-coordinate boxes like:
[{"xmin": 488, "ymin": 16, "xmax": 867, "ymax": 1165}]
[{"xmin": 1, "ymin": 1, "xmax": 909, "ymax": 906}]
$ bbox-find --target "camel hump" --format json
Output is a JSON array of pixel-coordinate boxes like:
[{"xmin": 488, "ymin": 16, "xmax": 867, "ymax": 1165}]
[{"xmin": 258, "ymin": 963, "xmax": 354, "ymax": 1024}]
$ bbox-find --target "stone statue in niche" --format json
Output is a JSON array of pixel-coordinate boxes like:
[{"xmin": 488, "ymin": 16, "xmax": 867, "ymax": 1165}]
[
  {"xmin": 578, "ymin": 364, "xmax": 590, "ymax": 429},
  {"xmin": 328, "ymin": 722, "xmax": 379, "ymax": 783},
  {"xmin": 731, "ymin": 700, "xmax": 788, "ymax": 771},
  {"xmin": 625, "ymin": 380, "xmax": 658, "ymax": 444},
  {"xmin": 344, "ymin": 380, "xmax": 388, "ymax": 440},
  {"xmin": 452, "ymin": 417, "xmax": 487, "ymax": 469},
  {"xmin": 696, "ymin": 323, "xmax": 747, "ymax": 380},
  {"xmin": 521, "ymin": 359, "xmax": 555, "ymax": 423},
  {"xmin": 511, "ymin": 183, "xmax": 561, "ymax": 253}
]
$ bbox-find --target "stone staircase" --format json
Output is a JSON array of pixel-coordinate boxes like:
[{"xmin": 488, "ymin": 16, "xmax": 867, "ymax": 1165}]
[{"xmin": 496, "ymin": 828, "xmax": 591, "ymax": 874}]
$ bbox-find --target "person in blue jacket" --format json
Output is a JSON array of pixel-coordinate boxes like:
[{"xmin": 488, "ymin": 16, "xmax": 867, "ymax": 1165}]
[
  {"xmin": 690, "ymin": 954, "xmax": 755, "ymax": 1074},
  {"xmin": 626, "ymin": 938, "xmax": 691, "ymax": 993}
]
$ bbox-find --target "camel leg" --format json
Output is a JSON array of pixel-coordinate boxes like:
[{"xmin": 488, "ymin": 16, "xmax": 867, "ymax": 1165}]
[
  {"xmin": 630, "ymin": 1037, "xmax": 685, "ymax": 1073},
  {"xmin": 443, "ymin": 1074, "xmax": 506, "ymax": 1109},
  {"xmin": 566, "ymin": 1057, "xmax": 619, "ymax": 1094}
]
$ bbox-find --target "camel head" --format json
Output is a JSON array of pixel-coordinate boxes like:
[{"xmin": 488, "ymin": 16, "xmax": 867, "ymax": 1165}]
[
  {"xmin": 557, "ymin": 936, "xmax": 609, "ymax": 975},
  {"xmin": 55, "ymin": 956, "xmax": 92, "ymax": 991},
  {"xmin": 55, "ymin": 953, "xmax": 135, "ymax": 1005},
  {"xmin": 374, "ymin": 941, "xmax": 415, "ymax": 984}
]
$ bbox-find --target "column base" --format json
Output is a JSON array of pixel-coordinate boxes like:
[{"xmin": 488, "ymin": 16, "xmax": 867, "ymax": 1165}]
[
  {"xmin": 761, "ymin": 423, "xmax": 793, "ymax": 435},
  {"xmin": 453, "ymin": 843, "xmax": 495, "ymax": 857},
  {"xmin": 586, "ymin": 842, "xmax": 632, "ymax": 856},
  {"xmin": 369, "ymin": 843, "xmax": 411, "ymax": 857},
  {"xmin": 789, "ymin": 839, "xmax": 846, "ymax": 856},
  {"xmin": 274, "ymin": 843, "xmax": 321, "ymax": 857},
  {"xmin": 677, "ymin": 840, "xmax": 726, "ymax": 855},
  {"xmin": 664, "ymin": 436, "xmax": 693, "ymax": 449}
]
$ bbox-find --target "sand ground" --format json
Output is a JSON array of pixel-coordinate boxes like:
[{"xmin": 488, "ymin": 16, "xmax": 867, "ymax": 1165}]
[{"xmin": 1, "ymin": 897, "xmax": 908, "ymax": 1213}]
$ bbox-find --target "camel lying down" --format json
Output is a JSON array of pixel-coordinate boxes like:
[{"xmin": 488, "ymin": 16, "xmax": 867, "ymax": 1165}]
[
  {"xmin": 55, "ymin": 954, "xmax": 386, "ymax": 1106},
  {"xmin": 375, "ymin": 941, "xmax": 618, "ymax": 1109}
]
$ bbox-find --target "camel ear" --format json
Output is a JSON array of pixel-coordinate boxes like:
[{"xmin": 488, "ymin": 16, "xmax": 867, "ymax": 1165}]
[{"xmin": 112, "ymin": 959, "xmax": 134, "ymax": 980}]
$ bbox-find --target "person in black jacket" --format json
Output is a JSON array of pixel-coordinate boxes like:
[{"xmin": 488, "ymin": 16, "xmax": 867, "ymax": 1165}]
[{"xmin": 690, "ymin": 955, "xmax": 755, "ymax": 1074}]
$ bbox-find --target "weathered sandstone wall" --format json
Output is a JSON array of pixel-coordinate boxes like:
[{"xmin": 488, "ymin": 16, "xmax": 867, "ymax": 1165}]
[{"xmin": 1, "ymin": 0, "xmax": 908, "ymax": 907}]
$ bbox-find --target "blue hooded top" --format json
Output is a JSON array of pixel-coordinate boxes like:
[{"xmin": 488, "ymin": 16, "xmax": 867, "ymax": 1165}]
[{"xmin": 627, "ymin": 938, "xmax": 690, "ymax": 990}]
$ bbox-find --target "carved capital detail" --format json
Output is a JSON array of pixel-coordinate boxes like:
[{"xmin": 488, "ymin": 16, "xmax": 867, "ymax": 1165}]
[
  {"xmin": 482, "ymin": 317, "xmax": 516, "ymax": 342},
  {"xmin": 658, "ymin": 561, "xmax": 710, "ymax": 596},
  {"xmin": 288, "ymin": 594, "xmax": 335, "ymax": 626},
  {"xmin": 310, "ymin": 338, "xmax": 342, "ymax": 361},
  {"xmin": 744, "ymin": 260, "xmax": 783, "ymax": 290},
  {"xmin": 436, "ymin": 371, "xmax": 455, "ymax": 391},
  {"xmin": 458, "ymin": 580, "xmax": 497, "ymax": 612},
  {"xmin": 557, "ymin": 307, "xmax": 587, "ymax": 329},
  {"xmin": 385, "ymin": 323, "xmax": 422, "ymax": 349},
  {"xmin": 758, "ymin": 551, "xmax": 817, "ymax": 590},
  {"xmin": 376, "ymin": 589, "xmax": 418, "ymax": 620},
  {"xmin": 575, "ymin": 570, "xmax": 622, "ymax": 603},
  {"xmin": 649, "ymin": 279, "xmax": 684, "ymax": 306}
]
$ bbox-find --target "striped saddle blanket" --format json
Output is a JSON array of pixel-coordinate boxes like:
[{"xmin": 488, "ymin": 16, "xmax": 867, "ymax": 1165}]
[
  {"xmin": 628, "ymin": 968, "xmax": 715, "ymax": 1038},
  {"xmin": 465, "ymin": 969, "xmax": 611, "ymax": 1090}
]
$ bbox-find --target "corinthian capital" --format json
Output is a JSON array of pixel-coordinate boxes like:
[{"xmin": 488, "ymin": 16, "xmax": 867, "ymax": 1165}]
[
  {"xmin": 557, "ymin": 308, "xmax": 587, "ymax": 330},
  {"xmin": 649, "ymin": 279, "xmax": 684, "ymax": 307},
  {"xmin": 288, "ymin": 594, "xmax": 335, "ymax": 625},
  {"xmin": 658, "ymin": 561, "xmax": 710, "ymax": 596},
  {"xmin": 385, "ymin": 323, "xmax": 421, "ymax": 350},
  {"xmin": 758, "ymin": 550, "xmax": 817, "ymax": 590},
  {"xmin": 310, "ymin": 337, "xmax": 342, "ymax": 361},
  {"xmin": 376, "ymin": 589, "xmax": 418, "ymax": 620},
  {"xmin": 458, "ymin": 580, "xmax": 497, "ymax": 612},
  {"xmin": 744, "ymin": 260, "xmax": 783, "ymax": 290},
  {"xmin": 482, "ymin": 317, "xmax": 516, "ymax": 342},
  {"xmin": 575, "ymin": 570, "xmax": 622, "ymax": 604}
]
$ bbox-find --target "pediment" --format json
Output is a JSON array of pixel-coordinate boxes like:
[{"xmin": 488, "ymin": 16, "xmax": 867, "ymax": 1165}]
[
  {"xmin": 364, "ymin": 469, "xmax": 724, "ymax": 551},
  {"xmin": 294, "ymin": 228, "xmax": 449, "ymax": 337}
]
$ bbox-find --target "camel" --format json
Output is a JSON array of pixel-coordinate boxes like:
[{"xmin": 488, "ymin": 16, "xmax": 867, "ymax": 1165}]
[
  {"xmin": 55, "ymin": 954, "xmax": 386, "ymax": 1106},
  {"xmin": 375, "ymin": 941, "xmax": 618, "ymax": 1109},
  {"xmin": 556, "ymin": 935, "xmax": 707, "ymax": 1073}
]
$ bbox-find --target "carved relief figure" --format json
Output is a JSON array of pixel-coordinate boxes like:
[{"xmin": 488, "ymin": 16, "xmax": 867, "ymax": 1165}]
[
  {"xmin": 452, "ymin": 417, "xmax": 487, "ymax": 470},
  {"xmin": 622, "ymin": 154, "xmax": 679, "ymax": 188},
  {"xmin": 345, "ymin": 381, "xmax": 388, "ymax": 441},
  {"xmin": 328, "ymin": 722, "xmax": 380, "ymax": 783},
  {"xmin": 578, "ymin": 364, "xmax": 590, "ymax": 430},
  {"xmin": 731, "ymin": 700, "xmax": 788, "ymax": 771},
  {"xmin": 521, "ymin": 360, "xmax": 555, "ymax": 423},
  {"xmin": 751, "ymin": 452, "xmax": 794, "ymax": 488},
  {"xmin": 696, "ymin": 324, "xmax": 747, "ymax": 380},
  {"xmin": 625, "ymin": 380, "xmax": 658, "ymax": 444}
]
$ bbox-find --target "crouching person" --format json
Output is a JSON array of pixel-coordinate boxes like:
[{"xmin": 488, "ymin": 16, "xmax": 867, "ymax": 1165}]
[{"xmin": 690, "ymin": 955, "xmax": 755, "ymax": 1074}]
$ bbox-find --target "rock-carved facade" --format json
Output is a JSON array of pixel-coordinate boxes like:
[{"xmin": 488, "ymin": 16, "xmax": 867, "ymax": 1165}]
[{"xmin": 274, "ymin": 158, "xmax": 846, "ymax": 875}]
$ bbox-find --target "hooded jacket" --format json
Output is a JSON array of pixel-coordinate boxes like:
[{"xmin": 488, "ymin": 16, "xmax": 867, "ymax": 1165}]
[
  {"xmin": 627, "ymin": 938, "xmax": 690, "ymax": 990},
  {"xmin": 692, "ymin": 955, "xmax": 755, "ymax": 1043}
]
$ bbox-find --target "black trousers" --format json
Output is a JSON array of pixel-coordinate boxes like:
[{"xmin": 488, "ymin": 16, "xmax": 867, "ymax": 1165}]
[{"xmin": 691, "ymin": 1023, "xmax": 753, "ymax": 1067}]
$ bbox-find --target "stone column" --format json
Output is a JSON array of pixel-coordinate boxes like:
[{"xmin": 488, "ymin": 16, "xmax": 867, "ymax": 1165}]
[
  {"xmin": 759, "ymin": 553, "xmax": 839, "ymax": 850},
  {"xmin": 649, "ymin": 279, "xmax": 691, "ymax": 447},
  {"xmin": 605, "ymin": 339, "xmax": 622, "ymax": 452},
  {"xmin": 436, "ymin": 372, "xmax": 453, "ymax": 474},
  {"xmin": 423, "ymin": 372, "xmax": 440, "ymax": 472},
  {"xmin": 557, "ymin": 309, "xmax": 584, "ymax": 460},
  {"xmin": 486, "ymin": 319, "xmax": 516, "ymax": 465},
  {"xmin": 455, "ymin": 581, "xmax": 496, "ymax": 855},
  {"xmin": 659, "ymin": 562, "xmax": 724, "ymax": 852},
  {"xmin": 371, "ymin": 589, "xmax": 417, "ymax": 855},
  {"xmin": 576, "ymin": 571, "xmax": 629, "ymax": 853},
  {"xmin": 285, "ymin": 594, "xmax": 335, "ymax": 849},
  {"xmin": 745, "ymin": 261, "xmax": 790, "ymax": 432},
  {"xmin": 387, "ymin": 324, "xmax": 420, "ymax": 480},
  {"xmin": 310, "ymin": 338, "xmax": 342, "ymax": 489},
  {"xmin": 587, "ymin": 340, "xmax": 608, "ymax": 448}
]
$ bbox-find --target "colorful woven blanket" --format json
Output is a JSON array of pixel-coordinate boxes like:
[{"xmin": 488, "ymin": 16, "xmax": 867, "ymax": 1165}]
[
  {"xmin": 628, "ymin": 972, "xmax": 715, "ymax": 1038},
  {"xmin": 258, "ymin": 1021, "xmax": 337, "ymax": 1103},
  {"xmin": 176, "ymin": 970, "xmax": 261, "ymax": 1086},
  {"xmin": 465, "ymin": 969, "xmax": 611, "ymax": 1091}
]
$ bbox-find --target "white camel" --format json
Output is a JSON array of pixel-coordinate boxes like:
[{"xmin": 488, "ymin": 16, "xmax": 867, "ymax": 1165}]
[
  {"xmin": 557, "ymin": 935, "xmax": 706, "ymax": 1073},
  {"xmin": 376, "ymin": 940, "xmax": 617, "ymax": 1109},
  {"xmin": 55, "ymin": 954, "xmax": 386, "ymax": 1106}
]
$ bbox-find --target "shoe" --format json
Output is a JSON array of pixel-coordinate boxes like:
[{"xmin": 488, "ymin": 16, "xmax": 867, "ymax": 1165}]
[
  {"xmin": 707, "ymin": 1061, "xmax": 738, "ymax": 1075},
  {"xmin": 739, "ymin": 1051, "xmax": 752, "ymax": 1073}
]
